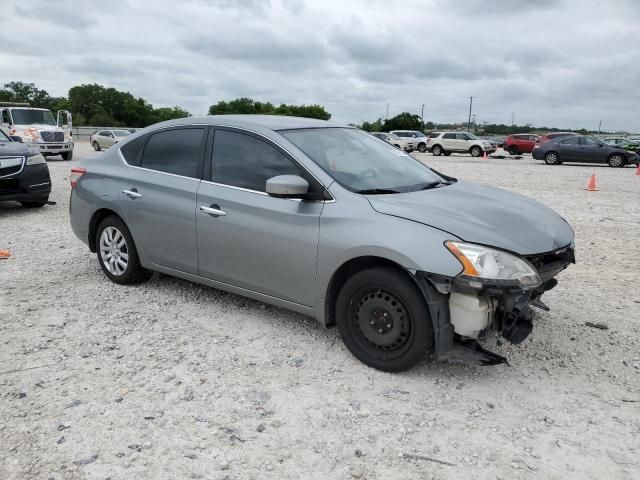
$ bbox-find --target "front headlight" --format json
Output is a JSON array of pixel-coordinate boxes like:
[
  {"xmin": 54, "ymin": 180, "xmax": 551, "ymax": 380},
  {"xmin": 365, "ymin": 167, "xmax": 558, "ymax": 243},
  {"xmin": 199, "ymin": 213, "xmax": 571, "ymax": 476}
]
[
  {"xmin": 445, "ymin": 241, "xmax": 541, "ymax": 290},
  {"xmin": 26, "ymin": 153, "xmax": 46, "ymax": 165}
]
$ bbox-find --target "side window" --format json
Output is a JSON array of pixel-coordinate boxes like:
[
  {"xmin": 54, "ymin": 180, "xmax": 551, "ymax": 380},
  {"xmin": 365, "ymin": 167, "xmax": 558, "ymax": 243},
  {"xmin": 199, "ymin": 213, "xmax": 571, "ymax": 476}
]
[
  {"xmin": 212, "ymin": 130, "xmax": 303, "ymax": 192},
  {"xmin": 583, "ymin": 137, "xmax": 600, "ymax": 146},
  {"xmin": 560, "ymin": 137, "xmax": 579, "ymax": 145},
  {"xmin": 120, "ymin": 135, "xmax": 147, "ymax": 166},
  {"xmin": 140, "ymin": 128, "xmax": 204, "ymax": 178},
  {"xmin": 98, "ymin": 131, "xmax": 107, "ymax": 136},
  {"xmin": 443, "ymin": 133, "xmax": 456, "ymax": 139},
  {"xmin": 1, "ymin": 109, "xmax": 11, "ymax": 124},
  {"xmin": 458, "ymin": 133, "xmax": 470, "ymax": 140}
]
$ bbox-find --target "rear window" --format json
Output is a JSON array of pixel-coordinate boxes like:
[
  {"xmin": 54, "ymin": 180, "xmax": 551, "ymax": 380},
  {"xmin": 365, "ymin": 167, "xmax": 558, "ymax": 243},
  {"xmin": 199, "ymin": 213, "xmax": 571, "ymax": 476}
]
[{"xmin": 428, "ymin": 133, "xmax": 440, "ymax": 138}]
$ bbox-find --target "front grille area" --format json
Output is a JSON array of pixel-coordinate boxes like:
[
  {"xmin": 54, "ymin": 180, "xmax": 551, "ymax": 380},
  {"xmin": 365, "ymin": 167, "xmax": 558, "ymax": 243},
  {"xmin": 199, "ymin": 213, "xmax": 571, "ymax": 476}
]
[
  {"xmin": 0, "ymin": 178, "xmax": 20, "ymax": 194},
  {"xmin": 40, "ymin": 131, "xmax": 64, "ymax": 142},
  {"xmin": 0, "ymin": 157, "xmax": 24, "ymax": 178},
  {"xmin": 525, "ymin": 246, "xmax": 575, "ymax": 282}
]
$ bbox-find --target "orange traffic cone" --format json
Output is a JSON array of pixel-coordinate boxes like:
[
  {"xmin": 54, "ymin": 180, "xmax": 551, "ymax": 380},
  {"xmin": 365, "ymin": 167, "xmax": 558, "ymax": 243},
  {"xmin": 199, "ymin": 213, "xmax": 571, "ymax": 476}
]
[
  {"xmin": 0, "ymin": 249, "xmax": 11, "ymax": 259},
  {"xmin": 585, "ymin": 173, "xmax": 598, "ymax": 191},
  {"xmin": 635, "ymin": 164, "xmax": 640, "ymax": 176},
  {"xmin": 483, "ymin": 150, "xmax": 488, "ymax": 160}
]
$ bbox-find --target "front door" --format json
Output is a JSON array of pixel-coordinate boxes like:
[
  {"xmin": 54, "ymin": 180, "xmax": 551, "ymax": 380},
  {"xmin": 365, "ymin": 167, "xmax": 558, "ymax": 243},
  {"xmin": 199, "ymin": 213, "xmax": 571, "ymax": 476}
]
[
  {"xmin": 579, "ymin": 137, "xmax": 606, "ymax": 163},
  {"xmin": 557, "ymin": 136, "xmax": 581, "ymax": 162},
  {"xmin": 196, "ymin": 128, "xmax": 324, "ymax": 306},
  {"xmin": 118, "ymin": 126, "xmax": 206, "ymax": 274}
]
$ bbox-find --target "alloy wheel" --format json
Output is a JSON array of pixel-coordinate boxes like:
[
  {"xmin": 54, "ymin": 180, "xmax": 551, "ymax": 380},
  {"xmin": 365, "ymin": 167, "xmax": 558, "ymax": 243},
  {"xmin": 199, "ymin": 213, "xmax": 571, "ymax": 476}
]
[
  {"xmin": 608, "ymin": 154, "xmax": 624, "ymax": 167},
  {"xmin": 99, "ymin": 226, "xmax": 129, "ymax": 276}
]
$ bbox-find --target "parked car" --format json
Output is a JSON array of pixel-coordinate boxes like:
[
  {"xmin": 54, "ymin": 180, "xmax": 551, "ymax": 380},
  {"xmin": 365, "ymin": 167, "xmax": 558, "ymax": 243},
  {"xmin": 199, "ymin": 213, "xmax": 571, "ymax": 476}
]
[
  {"xmin": 503, "ymin": 134, "xmax": 541, "ymax": 155},
  {"xmin": 532, "ymin": 135, "xmax": 639, "ymax": 167},
  {"xmin": 0, "ymin": 128, "xmax": 52, "ymax": 207},
  {"xmin": 536, "ymin": 132, "xmax": 577, "ymax": 146},
  {"xmin": 90, "ymin": 129, "xmax": 132, "ymax": 151},
  {"xmin": 602, "ymin": 137, "xmax": 639, "ymax": 151},
  {"xmin": 389, "ymin": 130, "xmax": 429, "ymax": 153},
  {"xmin": 70, "ymin": 115, "xmax": 575, "ymax": 371},
  {"xmin": 370, "ymin": 132, "xmax": 414, "ymax": 152},
  {"xmin": 427, "ymin": 132, "xmax": 497, "ymax": 157}
]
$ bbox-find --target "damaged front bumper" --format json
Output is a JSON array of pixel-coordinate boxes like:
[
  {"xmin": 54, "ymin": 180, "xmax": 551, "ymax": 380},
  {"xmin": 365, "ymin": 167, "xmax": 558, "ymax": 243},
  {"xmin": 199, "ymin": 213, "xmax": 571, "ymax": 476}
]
[{"xmin": 417, "ymin": 245, "xmax": 575, "ymax": 365}]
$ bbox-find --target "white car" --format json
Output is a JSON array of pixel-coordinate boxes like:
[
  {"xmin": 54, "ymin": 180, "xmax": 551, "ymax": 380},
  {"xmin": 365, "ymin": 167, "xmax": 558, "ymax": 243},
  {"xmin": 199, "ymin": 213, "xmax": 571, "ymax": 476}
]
[
  {"xmin": 390, "ymin": 130, "xmax": 429, "ymax": 153},
  {"xmin": 90, "ymin": 129, "xmax": 131, "ymax": 151},
  {"xmin": 427, "ymin": 132, "xmax": 497, "ymax": 157},
  {"xmin": 370, "ymin": 132, "xmax": 414, "ymax": 152}
]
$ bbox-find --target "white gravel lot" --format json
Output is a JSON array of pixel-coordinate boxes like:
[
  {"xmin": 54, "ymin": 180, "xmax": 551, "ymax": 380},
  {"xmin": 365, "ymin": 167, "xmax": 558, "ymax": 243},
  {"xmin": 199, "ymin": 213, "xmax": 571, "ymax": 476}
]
[{"xmin": 1, "ymin": 142, "xmax": 639, "ymax": 480}]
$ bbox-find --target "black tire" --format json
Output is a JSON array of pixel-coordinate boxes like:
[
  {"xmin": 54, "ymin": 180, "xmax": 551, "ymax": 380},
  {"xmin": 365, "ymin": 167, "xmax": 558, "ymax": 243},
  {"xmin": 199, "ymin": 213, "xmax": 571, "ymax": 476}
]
[
  {"xmin": 470, "ymin": 146, "xmax": 482, "ymax": 157},
  {"xmin": 544, "ymin": 151, "xmax": 562, "ymax": 165},
  {"xmin": 417, "ymin": 143, "xmax": 427, "ymax": 153},
  {"xmin": 61, "ymin": 150, "xmax": 73, "ymax": 160},
  {"xmin": 443, "ymin": 151, "xmax": 451, "ymax": 156},
  {"xmin": 92, "ymin": 141, "xmax": 101, "ymax": 151},
  {"xmin": 393, "ymin": 144, "xmax": 401, "ymax": 149},
  {"xmin": 431, "ymin": 144, "xmax": 443, "ymax": 156},
  {"xmin": 20, "ymin": 198, "xmax": 47, "ymax": 208},
  {"xmin": 508, "ymin": 146, "xmax": 520, "ymax": 155},
  {"xmin": 607, "ymin": 153, "xmax": 626, "ymax": 168},
  {"xmin": 96, "ymin": 216, "xmax": 152, "ymax": 285},
  {"xmin": 335, "ymin": 266, "xmax": 434, "ymax": 372}
]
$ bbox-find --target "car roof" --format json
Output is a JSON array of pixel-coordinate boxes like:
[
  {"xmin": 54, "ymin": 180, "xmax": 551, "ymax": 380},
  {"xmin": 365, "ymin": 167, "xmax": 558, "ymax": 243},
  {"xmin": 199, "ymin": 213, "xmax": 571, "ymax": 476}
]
[{"xmin": 145, "ymin": 115, "xmax": 348, "ymax": 132}]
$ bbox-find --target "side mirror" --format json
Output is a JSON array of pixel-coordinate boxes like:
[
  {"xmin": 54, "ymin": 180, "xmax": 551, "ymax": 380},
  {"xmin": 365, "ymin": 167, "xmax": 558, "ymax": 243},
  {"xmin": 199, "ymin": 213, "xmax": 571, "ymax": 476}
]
[
  {"xmin": 266, "ymin": 175, "xmax": 309, "ymax": 198},
  {"xmin": 10, "ymin": 135, "xmax": 23, "ymax": 143}
]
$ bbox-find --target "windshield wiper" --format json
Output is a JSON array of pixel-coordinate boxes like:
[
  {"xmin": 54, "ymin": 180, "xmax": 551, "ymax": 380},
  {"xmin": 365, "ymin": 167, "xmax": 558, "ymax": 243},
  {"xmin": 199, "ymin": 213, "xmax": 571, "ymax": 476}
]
[
  {"xmin": 420, "ymin": 180, "xmax": 452, "ymax": 190},
  {"xmin": 354, "ymin": 188, "xmax": 401, "ymax": 195}
]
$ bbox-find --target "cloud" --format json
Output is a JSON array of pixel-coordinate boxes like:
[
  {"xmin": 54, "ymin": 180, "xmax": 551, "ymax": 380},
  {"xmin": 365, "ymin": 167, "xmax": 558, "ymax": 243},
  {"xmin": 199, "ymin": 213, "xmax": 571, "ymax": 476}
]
[{"xmin": 0, "ymin": 0, "xmax": 638, "ymax": 131}]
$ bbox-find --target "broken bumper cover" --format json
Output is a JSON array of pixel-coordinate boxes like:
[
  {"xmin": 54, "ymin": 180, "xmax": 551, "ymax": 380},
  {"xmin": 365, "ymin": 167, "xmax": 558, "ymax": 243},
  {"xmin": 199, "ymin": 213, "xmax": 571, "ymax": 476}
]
[{"xmin": 417, "ymin": 244, "xmax": 575, "ymax": 362}]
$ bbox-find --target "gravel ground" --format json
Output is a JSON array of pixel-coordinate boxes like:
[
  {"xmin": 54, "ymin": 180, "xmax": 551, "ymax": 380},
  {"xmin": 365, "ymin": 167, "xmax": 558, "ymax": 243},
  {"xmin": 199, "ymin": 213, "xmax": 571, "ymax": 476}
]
[{"xmin": 1, "ymin": 143, "xmax": 639, "ymax": 480}]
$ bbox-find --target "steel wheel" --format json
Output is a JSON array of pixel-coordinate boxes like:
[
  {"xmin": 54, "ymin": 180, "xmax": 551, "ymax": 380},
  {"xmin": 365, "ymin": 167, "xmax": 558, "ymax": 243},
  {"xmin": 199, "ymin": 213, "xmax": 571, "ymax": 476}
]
[
  {"xmin": 348, "ymin": 286, "xmax": 413, "ymax": 361},
  {"xmin": 608, "ymin": 154, "xmax": 625, "ymax": 168},
  {"xmin": 470, "ymin": 146, "xmax": 482, "ymax": 157},
  {"xmin": 417, "ymin": 143, "xmax": 427, "ymax": 153},
  {"xmin": 93, "ymin": 141, "xmax": 101, "ymax": 151},
  {"xmin": 99, "ymin": 226, "xmax": 129, "ymax": 276},
  {"xmin": 432, "ymin": 145, "xmax": 442, "ymax": 156}
]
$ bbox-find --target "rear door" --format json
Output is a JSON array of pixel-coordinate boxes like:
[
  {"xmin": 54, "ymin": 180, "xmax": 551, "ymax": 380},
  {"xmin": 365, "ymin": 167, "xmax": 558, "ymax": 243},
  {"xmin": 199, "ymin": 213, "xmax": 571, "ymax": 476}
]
[
  {"xmin": 556, "ymin": 136, "xmax": 580, "ymax": 162},
  {"xmin": 195, "ymin": 128, "xmax": 324, "ymax": 306},
  {"xmin": 118, "ymin": 126, "xmax": 206, "ymax": 274},
  {"xmin": 441, "ymin": 132, "xmax": 458, "ymax": 150}
]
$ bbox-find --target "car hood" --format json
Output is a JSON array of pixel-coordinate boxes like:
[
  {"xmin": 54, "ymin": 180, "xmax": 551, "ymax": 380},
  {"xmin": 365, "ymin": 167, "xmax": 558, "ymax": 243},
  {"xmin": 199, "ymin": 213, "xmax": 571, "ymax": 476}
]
[
  {"xmin": 367, "ymin": 180, "xmax": 574, "ymax": 255},
  {"xmin": 0, "ymin": 141, "xmax": 37, "ymax": 157}
]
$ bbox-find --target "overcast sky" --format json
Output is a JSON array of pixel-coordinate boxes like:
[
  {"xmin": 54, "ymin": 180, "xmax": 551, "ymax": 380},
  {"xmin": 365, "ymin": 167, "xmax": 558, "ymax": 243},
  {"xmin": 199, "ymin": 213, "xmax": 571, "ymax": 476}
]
[{"xmin": 2, "ymin": 0, "xmax": 639, "ymax": 131}]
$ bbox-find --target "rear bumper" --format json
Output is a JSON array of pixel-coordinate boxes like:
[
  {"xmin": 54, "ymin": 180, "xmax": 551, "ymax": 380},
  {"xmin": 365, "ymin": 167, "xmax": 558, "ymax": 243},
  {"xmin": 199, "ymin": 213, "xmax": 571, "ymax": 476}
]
[{"xmin": 0, "ymin": 164, "xmax": 52, "ymax": 202}]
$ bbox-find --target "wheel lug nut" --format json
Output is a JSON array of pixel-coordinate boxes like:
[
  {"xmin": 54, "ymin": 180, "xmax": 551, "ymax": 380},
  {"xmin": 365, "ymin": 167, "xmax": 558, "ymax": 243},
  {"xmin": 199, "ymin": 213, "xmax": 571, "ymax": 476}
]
[
  {"xmin": 386, "ymin": 324, "xmax": 391, "ymax": 328},
  {"xmin": 383, "ymin": 313, "xmax": 388, "ymax": 317},
  {"xmin": 370, "ymin": 320, "xmax": 375, "ymax": 325},
  {"xmin": 378, "ymin": 328, "xmax": 383, "ymax": 333}
]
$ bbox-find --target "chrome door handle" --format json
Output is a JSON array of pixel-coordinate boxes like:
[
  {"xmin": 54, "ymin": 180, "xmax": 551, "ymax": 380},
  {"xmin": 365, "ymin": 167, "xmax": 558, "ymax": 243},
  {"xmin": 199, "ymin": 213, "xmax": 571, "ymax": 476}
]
[
  {"xmin": 200, "ymin": 205, "xmax": 226, "ymax": 216},
  {"xmin": 122, "ymin": 189, "xmax": 142, "ymax": 199}
]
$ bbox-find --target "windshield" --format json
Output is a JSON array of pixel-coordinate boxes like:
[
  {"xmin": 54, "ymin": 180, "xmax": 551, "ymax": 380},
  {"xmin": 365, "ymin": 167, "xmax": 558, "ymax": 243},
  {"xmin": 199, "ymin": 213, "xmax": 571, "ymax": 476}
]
[
  {"xmin": 11, "ymin": 109, "xmax": 56, "ymax": 126},
  {"xmin": 0, "ymin": 129, "xmax": 10, "ymax": 142},
  {"xmin": 465, "ymin": 133, "xmax": 478, "ymax": 140},
  {"xmin": 113, "ymin": 130, "xmax": 131, "ymax": 137},
  {"xmin": 413, "ymin": 131, "xmax": 426, "ymax": 137},
  {"xmin": 281, "ymin": 128, "xmax": 450, "ymax": 193}
]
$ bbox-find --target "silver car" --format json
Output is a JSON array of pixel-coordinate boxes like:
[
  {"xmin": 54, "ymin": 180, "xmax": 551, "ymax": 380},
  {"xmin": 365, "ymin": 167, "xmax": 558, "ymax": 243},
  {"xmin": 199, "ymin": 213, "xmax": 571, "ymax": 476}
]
[
  {"xmin": 90, "ymin": 129, "xmax": 131, "ymax": 151},
  {"xmin": 70, "ymin": 115, "xmax": 575, "ymax": 371}
]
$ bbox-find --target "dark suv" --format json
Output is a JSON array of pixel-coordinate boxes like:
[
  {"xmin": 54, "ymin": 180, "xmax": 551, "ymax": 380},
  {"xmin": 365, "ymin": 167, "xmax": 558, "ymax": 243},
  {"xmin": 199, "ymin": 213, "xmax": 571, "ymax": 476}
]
[
  {"xmin": 503, "ymin": 134, "xmax": 540, "ymax": 155},
  {"xmin": 0, "ymin": 129, "xmax": 52, "ymax": 207}
]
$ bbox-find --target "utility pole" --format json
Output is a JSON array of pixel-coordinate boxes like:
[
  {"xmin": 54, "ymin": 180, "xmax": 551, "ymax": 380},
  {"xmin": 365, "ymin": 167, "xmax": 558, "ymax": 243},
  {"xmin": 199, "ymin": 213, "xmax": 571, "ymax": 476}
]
[
  {"xmin": 421, "ymin": 104, "xmax": 425, "ymax": 132},
  {"xmin": 386, "ymin": 103, "xmax": 389, "ymax": 120},
  {"xmin": 598, "ymin": 119, "xmax": 602, "ymax": 134},
  {"xmin": 467, "ymin": 96, "xmax": 474, "ymax": 132},
  {"xmin": 511, "ymin": 112, "xmax": 515, "ymax": 126},
  {"xmin": 472, "ymin": 114, "xmax": 477, "ymax": 133}
]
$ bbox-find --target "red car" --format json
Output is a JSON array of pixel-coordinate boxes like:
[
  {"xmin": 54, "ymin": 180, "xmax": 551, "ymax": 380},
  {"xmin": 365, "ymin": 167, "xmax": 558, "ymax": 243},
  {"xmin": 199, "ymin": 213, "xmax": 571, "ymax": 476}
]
[{"xmin": 503, "ymin": 134, "xmax": 541, "ymax": 155}]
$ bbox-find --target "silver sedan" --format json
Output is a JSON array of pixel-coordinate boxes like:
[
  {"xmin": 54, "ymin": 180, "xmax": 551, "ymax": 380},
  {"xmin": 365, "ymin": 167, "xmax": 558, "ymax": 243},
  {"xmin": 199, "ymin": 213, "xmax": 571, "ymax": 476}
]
[{"xmin": 70, "ymin": 115, "xmax": 575, "ymax": 371}]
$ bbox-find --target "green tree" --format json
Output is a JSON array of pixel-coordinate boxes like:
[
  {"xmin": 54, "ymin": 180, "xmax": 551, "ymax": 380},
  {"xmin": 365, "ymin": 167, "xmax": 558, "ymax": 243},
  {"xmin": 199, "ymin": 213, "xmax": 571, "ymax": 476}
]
[
  {"xmin": 152, "ymin": 106, "xmax": 191, "ymax": 123},
  {"xmin": 208, "ymin": 98, "xmax": 331, "ymax": 120},
  {"xmin": 382, "ymin": 112, "xmax": 423, "ymax": 132}
]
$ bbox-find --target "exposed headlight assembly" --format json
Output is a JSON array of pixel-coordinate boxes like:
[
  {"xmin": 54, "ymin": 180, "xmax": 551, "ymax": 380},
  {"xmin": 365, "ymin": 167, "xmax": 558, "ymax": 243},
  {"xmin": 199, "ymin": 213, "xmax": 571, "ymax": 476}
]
[
  {"xmin": 26, "ymin": 153, "xmax": 46, "ymax": 165},
  {"xmin": 445, "ymin": 241, "xmax": 541, "ymax": 290}
]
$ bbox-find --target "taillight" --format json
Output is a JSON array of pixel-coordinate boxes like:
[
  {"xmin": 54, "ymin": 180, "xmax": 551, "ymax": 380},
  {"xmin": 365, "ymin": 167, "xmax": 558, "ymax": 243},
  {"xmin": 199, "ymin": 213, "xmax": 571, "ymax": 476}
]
[{"xmin": 70, "ymin": 167, "xmax": 86, "ymax": 188}]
